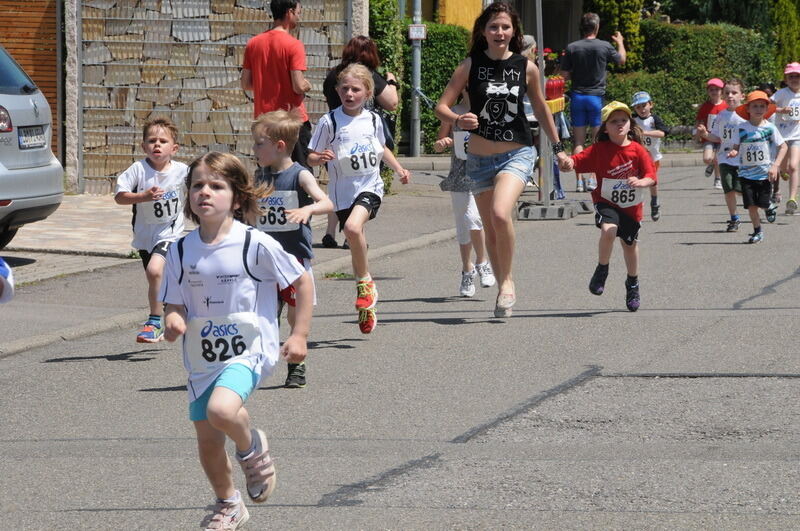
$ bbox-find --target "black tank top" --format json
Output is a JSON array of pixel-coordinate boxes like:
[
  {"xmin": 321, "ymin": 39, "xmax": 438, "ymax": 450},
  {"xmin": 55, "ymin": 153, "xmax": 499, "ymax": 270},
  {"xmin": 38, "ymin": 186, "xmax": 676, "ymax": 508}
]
[
  {"xmin": 254, "ymin": 162, "xmax": 314, "ymax": 260},
  {"xmin": 468, "ymin": 51, "xmax": 533, "ymax": 146}
]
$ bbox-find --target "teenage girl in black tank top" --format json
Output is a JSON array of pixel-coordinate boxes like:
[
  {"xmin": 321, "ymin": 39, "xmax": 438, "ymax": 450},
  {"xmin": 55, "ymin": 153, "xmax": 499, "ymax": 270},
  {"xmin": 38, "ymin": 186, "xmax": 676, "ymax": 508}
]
[{"xmin": 435, "ymin": 1, "xmax": 569, "ymax": 318}]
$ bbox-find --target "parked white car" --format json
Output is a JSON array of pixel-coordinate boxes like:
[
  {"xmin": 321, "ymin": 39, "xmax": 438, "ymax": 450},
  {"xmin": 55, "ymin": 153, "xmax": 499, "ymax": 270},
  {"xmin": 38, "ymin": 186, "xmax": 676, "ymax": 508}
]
[{"xmin": 0, "ymin": 45, "xmax": 63, "ymax": 249}]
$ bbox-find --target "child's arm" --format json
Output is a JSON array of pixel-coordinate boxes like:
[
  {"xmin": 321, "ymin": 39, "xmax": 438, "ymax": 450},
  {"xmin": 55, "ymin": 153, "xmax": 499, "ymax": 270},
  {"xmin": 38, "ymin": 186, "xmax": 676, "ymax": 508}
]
[
  {"xmin": 628, "ymin": 176, "xmax": 655, "ymax": 188},
  {"xmin": 696, "ymin": 124, "xmax": 721, "ymax": 143},
  {"xmin": 286, "ymin": 170, "xmax": 335, "ymax": 225},
  {"xmin": 727, "ymin": 144, "xmax": 739, "ymax": 159},
  {"xmin": 433, "ymin": 121, "xmax": 454, "ymax": 153},
  {"xmin": 770, "ymin": 142, "xmax": 789, "ymax": 181},
  {"xmin": 280, "ymin": 271, "xmax": 313, "ymax": 363},
  {"xmin": 163, "ymin": 303, "xmax": 187, "ymax": 342},
  {"xmin": 307, "ymin": 149, "xmax": 335, "ymax": 167},
  {"xmin": 114, "ymin": 187, "xmax": 165, "ymax": 205},
  {"xmin": 382, "ymin": 148, "xmax": 411, "ymax": 184}
]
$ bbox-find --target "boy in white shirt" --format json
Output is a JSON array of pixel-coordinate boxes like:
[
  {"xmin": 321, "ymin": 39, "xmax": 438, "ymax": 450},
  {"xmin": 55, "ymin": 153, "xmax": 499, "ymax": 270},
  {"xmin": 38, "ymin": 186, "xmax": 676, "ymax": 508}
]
[
  {"xmin": 115, "ymin": 117, "xmax": 188, "ymax": 342},
  {"xmin": 771, "ymin": 62, "xmax": 800, "ymax": 214}
]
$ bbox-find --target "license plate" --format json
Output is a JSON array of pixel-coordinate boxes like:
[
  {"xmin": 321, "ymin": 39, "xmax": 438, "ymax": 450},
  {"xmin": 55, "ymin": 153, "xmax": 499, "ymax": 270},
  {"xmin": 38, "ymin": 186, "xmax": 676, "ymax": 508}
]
[{"xmin": 19, "ymin": 125, "xmax": 46, "ymax": 149}]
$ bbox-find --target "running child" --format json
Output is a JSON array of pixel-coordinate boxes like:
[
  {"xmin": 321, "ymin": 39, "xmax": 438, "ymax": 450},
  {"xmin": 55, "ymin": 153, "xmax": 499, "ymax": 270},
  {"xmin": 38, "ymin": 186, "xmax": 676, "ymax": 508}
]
[
  {"xmin": 0, "ymin": 256, "xmax": 14, "ymax": 303},
  {"xmin": 161, "ymin": 152, "xmax": 314, "ymax": 530},
  {"xmin": 433, "ymin": 90, "xmax": 495, "ymax": 297},
  {"xmin": 696, "ymin": 78, "xmax": 747, "ymax": 231},
  {"xmin": 115, "ymin": 117, "xmax": 188, "ymax": 343},
  {"xmin": 694, "ymin": 78, "xmax": 728, "ymax": 188},
  {"xmin": 630, "ymin": 91, "xmax": 669, "ymax": 221},
  {"xmin": 771, "ymin": 62, "xmax": 800, "ymax": 215},
  {"xmin": 252, "ymin": 108, "xmax": 333, "ymax": 388},
  {"xmin": 307, "ymin": 63, "xmax": 411, "ymax": 334},
  {"xmin": 727, "ymin": 91, "xmax": 788, "ymax": 243},
  {"xmin": 561, "ymin": 101, "xmax": 656, "ymax": 311}
]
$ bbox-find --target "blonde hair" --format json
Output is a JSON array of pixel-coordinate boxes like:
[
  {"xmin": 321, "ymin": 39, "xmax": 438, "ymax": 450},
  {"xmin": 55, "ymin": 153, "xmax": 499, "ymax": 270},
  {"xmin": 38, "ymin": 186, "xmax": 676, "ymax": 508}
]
[
  {"xmin": 337, "ymin": 63, "xmax": 374, "ymax": 98},
  {"xmin": 184, "ymin": 152, "xmax": 272, "ymax": 226},
  {"xmin": 251, "ymin": 108, "xmax": 303, "ymax": 153},
  {"xmin": 143, "ymin": 116, "xmax": 179, "ymax": 143}
]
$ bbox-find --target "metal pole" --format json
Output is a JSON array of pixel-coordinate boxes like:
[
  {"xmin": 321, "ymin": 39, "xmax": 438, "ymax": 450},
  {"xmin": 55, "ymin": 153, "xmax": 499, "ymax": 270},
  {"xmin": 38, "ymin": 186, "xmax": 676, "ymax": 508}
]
[
  {"xmin": 399, "ymin": 0, "xmax": 406, "ymax": 19},
  {"xmin": 410, "ymin": 0, "xmax": 421, "ymax": 157},
  {"xmin": 535, "ymin": 0, "xmax": 553, "ymax": 207}
]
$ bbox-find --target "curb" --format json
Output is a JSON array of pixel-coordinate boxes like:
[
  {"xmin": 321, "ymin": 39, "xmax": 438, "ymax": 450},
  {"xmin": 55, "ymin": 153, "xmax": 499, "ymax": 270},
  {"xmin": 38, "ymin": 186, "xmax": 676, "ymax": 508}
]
[{"xmin": 1, "ymin": 227, "xmax": 458, "ymax": 359}]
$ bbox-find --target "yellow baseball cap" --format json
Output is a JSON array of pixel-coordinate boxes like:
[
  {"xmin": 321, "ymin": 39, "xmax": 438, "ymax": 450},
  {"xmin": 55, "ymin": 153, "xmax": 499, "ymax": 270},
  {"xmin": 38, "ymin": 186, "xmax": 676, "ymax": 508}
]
[{"xmin": 601, "ymin": 101, "xmax": 632, "ymax": 123}]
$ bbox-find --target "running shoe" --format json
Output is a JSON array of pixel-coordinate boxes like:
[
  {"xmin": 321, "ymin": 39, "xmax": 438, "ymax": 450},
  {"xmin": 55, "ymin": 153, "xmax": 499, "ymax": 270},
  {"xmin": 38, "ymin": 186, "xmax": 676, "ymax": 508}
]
[
  {"xmin": 585, "ymin": 178, "xmax": 597, "ymax": 191},
  {"xmin": 459, "ymin": 270, "xmax": 476, "ymax": 297},
  {"xmin": 726, "ymin": 218, "xmax": 740, "ymax": 232},
  {"xmin": 576, "ymin": 180, "xmax": 585, "ymax": 193},
  {"xmin": 748, "ymin": 230, "xmax": 764, "ymax": 244},
  {"xmin": 237, "ymin": 428, "xmax": 276, "ymax": 503},
  {"xmin": 136, "ymin": 320, "xmax": 163, "ymax": 343},
  {"xmin": 285, "ymin": 362, "xmax": 307, "ymax": 388},
  {"xmin": 625, "ymin": 279, "xmax": 640, "ymax": 312},
  {"xmin": 651, "ymin": 204, "xmax": 661, "ymax": 222},
  {"xmin": 766, "ymin": 205, "xmax": 778, "ymax": 223},
  {"xmin": 589, "ymin": 265, "xmax": 608, "ymax": 296},
  {"xmin": 713, "ymin": 177, "xmax": 723, "ymax": 189},
  {"xmin": 475, "ymin": 262, "xmax": 496, "ymax": 287},
  {"xmin": 781, "ymin": 171, "xmax": 790, "ymax": 181},
  {"xmin": 493, "ymin": 292, "xmax": 515, "ymax": 318},
  {"xmin": 786, "ymin": 198, "xmax": 797, "ymax": 215},
  {"xmin": 358, "ymin": 307, "xmax": 377, "ymax": 334},
  {"xmin": 704, "ymin": 164, "xmax": 714, "ymax": 177},
  {"xmin": 204, "ymin": 497, "xmax": 249, "ymax": 531},
  {"xmin": 321, "ymin": 234, "xmax": 338, "ymax": 248},
  {"xmin": 355, "ymin": 280, "xmax": 377, "ymax": 309}
]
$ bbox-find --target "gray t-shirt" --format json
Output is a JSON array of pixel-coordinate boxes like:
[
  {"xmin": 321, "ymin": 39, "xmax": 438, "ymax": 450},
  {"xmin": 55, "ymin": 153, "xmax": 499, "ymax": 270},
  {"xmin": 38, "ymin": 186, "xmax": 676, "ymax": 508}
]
[{"xmin": 560, "ymin": 38, "xmax": 621, "ymax": 96}]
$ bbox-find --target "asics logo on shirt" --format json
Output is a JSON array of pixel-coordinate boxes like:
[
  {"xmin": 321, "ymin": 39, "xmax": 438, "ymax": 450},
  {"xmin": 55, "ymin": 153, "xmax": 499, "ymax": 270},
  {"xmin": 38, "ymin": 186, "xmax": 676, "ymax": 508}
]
[
  {"xmin": 162, "ymin": 189, "xmax": 179, "ymax": 200},
  {"xmin": 200, "ymin": 320, "xmax": 239, "ymax": 338},
  {"xmin": 350, "ymin": 142, "xmax": 373, "ymax": 154}
]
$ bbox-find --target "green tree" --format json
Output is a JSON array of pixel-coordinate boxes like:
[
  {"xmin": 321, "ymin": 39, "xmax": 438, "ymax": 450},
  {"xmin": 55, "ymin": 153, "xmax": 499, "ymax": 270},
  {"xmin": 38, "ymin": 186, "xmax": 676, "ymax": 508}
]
[
  {"xmin": 770, "ymin": 0, "xmax": 800, "ymax": 78},
  {"xmin": 583, "ymin": 0, "xmax": 645, "ymax": 71}
]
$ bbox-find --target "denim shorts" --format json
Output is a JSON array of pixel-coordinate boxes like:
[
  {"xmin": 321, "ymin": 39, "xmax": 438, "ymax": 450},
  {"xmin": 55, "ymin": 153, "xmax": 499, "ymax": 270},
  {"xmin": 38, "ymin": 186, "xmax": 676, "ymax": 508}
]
[
  {"xmin": 189, "ymin": 363, "xmax": 259, "ymax": 421},
  {"xmin": 466, "ymin": 146, "xmax": 536, "ymax": 195}
]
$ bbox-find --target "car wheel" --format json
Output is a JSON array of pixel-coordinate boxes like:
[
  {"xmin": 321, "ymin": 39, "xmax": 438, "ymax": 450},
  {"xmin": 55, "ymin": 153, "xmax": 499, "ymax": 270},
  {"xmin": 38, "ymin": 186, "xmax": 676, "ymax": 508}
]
[{"xmin": 0, "ymin": 228, "xmax": 18, "ymax": 249}]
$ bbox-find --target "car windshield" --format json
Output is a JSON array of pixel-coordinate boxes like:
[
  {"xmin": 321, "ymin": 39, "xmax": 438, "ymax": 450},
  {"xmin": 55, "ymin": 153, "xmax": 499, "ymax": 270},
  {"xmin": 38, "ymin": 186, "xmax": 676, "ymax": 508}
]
[{"xmin": 0, "ymin": 46, "xmax": 37, "ymax": 95}]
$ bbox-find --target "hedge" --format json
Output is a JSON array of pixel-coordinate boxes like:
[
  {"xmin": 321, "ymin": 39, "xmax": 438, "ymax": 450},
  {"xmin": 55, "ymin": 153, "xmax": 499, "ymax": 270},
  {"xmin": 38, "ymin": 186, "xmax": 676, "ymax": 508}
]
[
  {"xmin": 400, "ymin": 21, "xmax": 470, "ymax": 154},
  {"xmin": 604, "ymin": 71, "xmax": 696, "ymax": 133},
  {"xmin": 369, "ymin": 0, "xmax": 404, "ymax": 191}
]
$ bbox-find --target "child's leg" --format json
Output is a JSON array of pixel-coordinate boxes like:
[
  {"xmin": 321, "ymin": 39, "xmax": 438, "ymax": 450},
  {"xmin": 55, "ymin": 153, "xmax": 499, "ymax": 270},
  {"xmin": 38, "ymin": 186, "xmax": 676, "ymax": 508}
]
[
  {"xmin": 145, "ymin": 255, "xmax": 166, "ymax": 317},
  {"xmin": 451, "ymin": 192, "xmax": 475, "ymax": 272},
  {"xmin": 747, "ymin": 205, "xmax": 761, "ymax": 229},
  {"xmin": 724, "ymin": 191, "xmax": 738, "ymax": 216},
  {"xmin": 205, "ymin": 387, "xmax": 253, "ymax": 453},
  {"xmin": 342, "ymin": 205, "xmax": 371, "ymax": 278},
  {"xmin": 788, "ymin": 144, "xmax": 800, "ymax": 202},
  {"xmin": 620, "ymin": 240, "xmax": 639, "ymax": 277},
  {"xmin": 702, "ymin": 145, "xmax": 715, "ymax": 165},
  {"xmin": 325, "ymin": 213, "xmax": 338, "ymax": 239},
  {"xmin": 598, "ymin": 223, "xmax": 617, "ymax": 265},
  {"xmin": 194, "ymin": 420, "xmax": 236, "ymax": 500}
]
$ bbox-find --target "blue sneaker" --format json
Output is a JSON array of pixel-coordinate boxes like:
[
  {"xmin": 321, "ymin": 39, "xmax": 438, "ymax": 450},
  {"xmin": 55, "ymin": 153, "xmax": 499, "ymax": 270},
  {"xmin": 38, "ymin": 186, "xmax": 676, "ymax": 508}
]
[
  {"xmin": 748, "ymin": 230, "xmax": 764, "ymax": 244},
  {"xmin": 136, "ymin": 321, "xmax": 164, "ymax": 343}
]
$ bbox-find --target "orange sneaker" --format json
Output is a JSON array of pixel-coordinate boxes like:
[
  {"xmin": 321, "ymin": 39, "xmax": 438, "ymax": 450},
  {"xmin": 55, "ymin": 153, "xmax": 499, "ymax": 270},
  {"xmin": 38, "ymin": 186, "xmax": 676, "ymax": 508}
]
[
  {"xmin": 358, "ymin": 307, "xmax": 377, "ymax": 334},
  {"xmin": 355, "ymin": 280, "xmax": 377, "ymax": 309}
]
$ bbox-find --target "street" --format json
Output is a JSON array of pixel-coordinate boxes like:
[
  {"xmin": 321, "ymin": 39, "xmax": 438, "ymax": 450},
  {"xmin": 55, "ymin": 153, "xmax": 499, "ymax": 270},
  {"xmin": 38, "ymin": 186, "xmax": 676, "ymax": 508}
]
[{"xmin": 2, "ymin": 166, "xmax": 799, "ymax": 529}]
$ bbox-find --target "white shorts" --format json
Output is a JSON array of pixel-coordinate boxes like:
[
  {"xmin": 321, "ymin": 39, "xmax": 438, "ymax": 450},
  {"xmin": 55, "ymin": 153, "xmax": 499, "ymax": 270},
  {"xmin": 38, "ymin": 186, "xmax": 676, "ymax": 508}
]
[{"xmin": 450, "ymin": 191, "xmax": 482, "ymax": 245}]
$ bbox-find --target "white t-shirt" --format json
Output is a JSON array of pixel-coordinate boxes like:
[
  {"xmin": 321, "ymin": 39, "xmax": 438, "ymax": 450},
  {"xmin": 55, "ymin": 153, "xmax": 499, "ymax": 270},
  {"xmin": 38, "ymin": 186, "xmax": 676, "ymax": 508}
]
[
  {"xmin": 737, "ymin": 121, "xmax": 784, "ymax": 181},
  {"xmin": 633, "ymin": 115, "xmax": 662, "ymax": 162},
  {"xmin": 115, "ymin": 159, "xmax": 188, "ymax": 252},
  {"xmin": 771, "ymin": 87, "xmax": 800, "ymax": 141},
  {"xmin": 308, "ymin": 107, "xmax": 386, "ymax": 211},
  {"xmin": 160, "ymin": 220, "xmax": 305, "ymax": 401},
  {"xmin": 711, "ymin": 109, "xmax": 746, "ymax": 166}
]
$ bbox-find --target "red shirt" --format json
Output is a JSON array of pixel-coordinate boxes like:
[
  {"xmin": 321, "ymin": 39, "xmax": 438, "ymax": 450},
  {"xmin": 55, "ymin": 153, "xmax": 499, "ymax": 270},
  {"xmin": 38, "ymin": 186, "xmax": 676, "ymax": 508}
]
[
  {"xmin": 571, "ymin": 140, "xmax": 656, "ymax": 222},
  {"xmin": 695, "ymin": 101, "xmax": 727, "ymax": 142},
  {"xmin": 243, "ymin": 30, "xmax": 308, "ymax": 121}
]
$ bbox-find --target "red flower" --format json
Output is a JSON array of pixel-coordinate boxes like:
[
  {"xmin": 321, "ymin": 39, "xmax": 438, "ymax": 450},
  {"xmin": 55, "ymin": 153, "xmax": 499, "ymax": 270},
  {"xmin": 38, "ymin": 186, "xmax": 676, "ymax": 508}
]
[{"xmin": 543, "ymin": 47, "xmax": 552, "ymax": 54}]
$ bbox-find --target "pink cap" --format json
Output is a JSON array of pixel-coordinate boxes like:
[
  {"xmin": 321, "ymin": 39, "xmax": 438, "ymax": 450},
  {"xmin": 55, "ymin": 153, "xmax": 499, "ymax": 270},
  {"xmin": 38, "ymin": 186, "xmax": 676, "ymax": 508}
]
[
  {"xmin": 784, "ymin": 62, "xmax": 800, "ymax": 75},
  {"xmin": 707, "ymin": 78, "xmax": 724, "ymax": 88}
]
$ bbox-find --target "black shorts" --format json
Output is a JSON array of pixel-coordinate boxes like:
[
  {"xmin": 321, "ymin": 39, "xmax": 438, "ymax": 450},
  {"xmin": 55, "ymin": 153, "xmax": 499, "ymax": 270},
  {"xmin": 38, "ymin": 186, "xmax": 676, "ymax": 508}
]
[
  {"xmin": 594, "ymin": 202, "xmax": 640, "ymax": 246},
  {"xmin": 291, "ymin": 121, "xmax": 312, "ymax": 170},
  {"xmin": 336, "ymin": 192, "xmax": 382, "ymax": 230},
  {"xmin": 740, "ymin": 178, "xmax": 772, "ymax": 209},
  {"xmin": 718, "ymin": 163, "xmax": 741, "ymax": 194},
  {"xmin": 139, "ymin": 240, "xmax": 171, "ymax": 269}
]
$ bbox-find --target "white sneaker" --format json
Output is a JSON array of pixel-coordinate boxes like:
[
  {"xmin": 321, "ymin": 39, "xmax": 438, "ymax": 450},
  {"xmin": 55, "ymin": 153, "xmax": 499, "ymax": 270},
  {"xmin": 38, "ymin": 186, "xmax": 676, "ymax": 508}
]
[
  {"xmin": 576, "ymin": 180, "xmax": 585, "ymax": 192},
  {"xmin": 585, "ymin": 178, "xmax": 597, "ymax": 191},
  {"xmin": 459, "ymin": 270, "xmax": 476, "ymax": 297},
  {"xmin": 475, "ymin": 262, "xmax": 496, "ymax": 287},
  {"xmin": 713, "ymin": 177, "xmax": 723, "ymax": 189}
]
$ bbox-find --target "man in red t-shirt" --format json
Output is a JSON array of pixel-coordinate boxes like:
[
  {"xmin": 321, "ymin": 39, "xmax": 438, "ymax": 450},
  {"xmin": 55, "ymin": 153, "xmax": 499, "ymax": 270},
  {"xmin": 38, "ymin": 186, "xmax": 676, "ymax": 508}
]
[
  {"xmin": 693, "ymin": 78, "xmax": 728, "ymax": 186},
  {"xmin": 242, "ymin": 0, "xmax": 312, "ymax": 167}
]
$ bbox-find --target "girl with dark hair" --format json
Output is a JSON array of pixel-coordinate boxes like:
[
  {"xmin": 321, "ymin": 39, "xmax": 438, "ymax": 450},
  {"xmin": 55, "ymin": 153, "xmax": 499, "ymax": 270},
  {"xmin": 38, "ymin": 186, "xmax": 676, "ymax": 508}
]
[
  {"xmin": 435, "ymin": 1, "xmax": 569, "ymax": 318},
  {"xmin": 320, "ymin": 35, "xmax": 399, "ymax": 248}
]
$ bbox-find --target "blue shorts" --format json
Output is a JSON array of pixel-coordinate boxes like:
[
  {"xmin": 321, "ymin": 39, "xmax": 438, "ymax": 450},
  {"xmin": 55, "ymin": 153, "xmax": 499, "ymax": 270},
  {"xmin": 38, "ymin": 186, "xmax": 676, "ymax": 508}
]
[
  {"xmin": 570, "ymin": 92, "xmax": 603, "ymax": 128},
  {"xmin": 189, "ymin": 363, "xmax": 259, "ymax": 422},
  {"xmin": 466, "ymin": 146, "xmax": 536, "ymax": 195}
]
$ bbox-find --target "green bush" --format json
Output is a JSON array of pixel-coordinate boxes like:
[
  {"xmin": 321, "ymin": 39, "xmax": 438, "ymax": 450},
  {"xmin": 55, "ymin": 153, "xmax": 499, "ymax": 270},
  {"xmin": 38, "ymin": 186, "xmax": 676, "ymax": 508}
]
[
  {"xmin": 605, "ymin": 71, "xmax": 696, "ymax": 132},
  {"xmin": 583, "ymin": 0, "xmax": 645, "ymax": 71},
  {"xmin": 770, "ymin": 0, "xmax": 800, "ymax": 79},
  {"xmin": 640, "ymin": 19, "xmax": 775, "ymax": 88},
  {"xmin": 401, "ymin": 21, "xmax": 470, "ymax": 154},
  {"xmin": 369, "ymin": 0, "xmax": 404, "ymax": 192}
]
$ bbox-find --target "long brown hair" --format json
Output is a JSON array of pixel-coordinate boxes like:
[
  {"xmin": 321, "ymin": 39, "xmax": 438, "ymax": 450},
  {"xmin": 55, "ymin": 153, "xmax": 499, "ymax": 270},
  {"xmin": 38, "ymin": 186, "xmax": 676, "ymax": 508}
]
[
  {"xmin": 595, "ymin": 112, "xmax": 644, "ymax": 145},
  {"xmin": 340, "ymin": 35, "xmax": 380, "ymax": 70},
  {"xmin": 469, "ymin": 2, "xmax": 524, "ymax": 56},
  {"xmin": 184, "ymin": 152, "xmax": 272, "ymax": 226}
]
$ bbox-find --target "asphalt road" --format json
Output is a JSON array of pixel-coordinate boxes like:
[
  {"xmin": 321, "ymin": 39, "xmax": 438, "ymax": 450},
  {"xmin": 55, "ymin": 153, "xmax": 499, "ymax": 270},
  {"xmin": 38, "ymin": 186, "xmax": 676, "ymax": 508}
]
[{"xmin": 2, "ymin": 166, "xmax": 799, "ymax": 529}]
